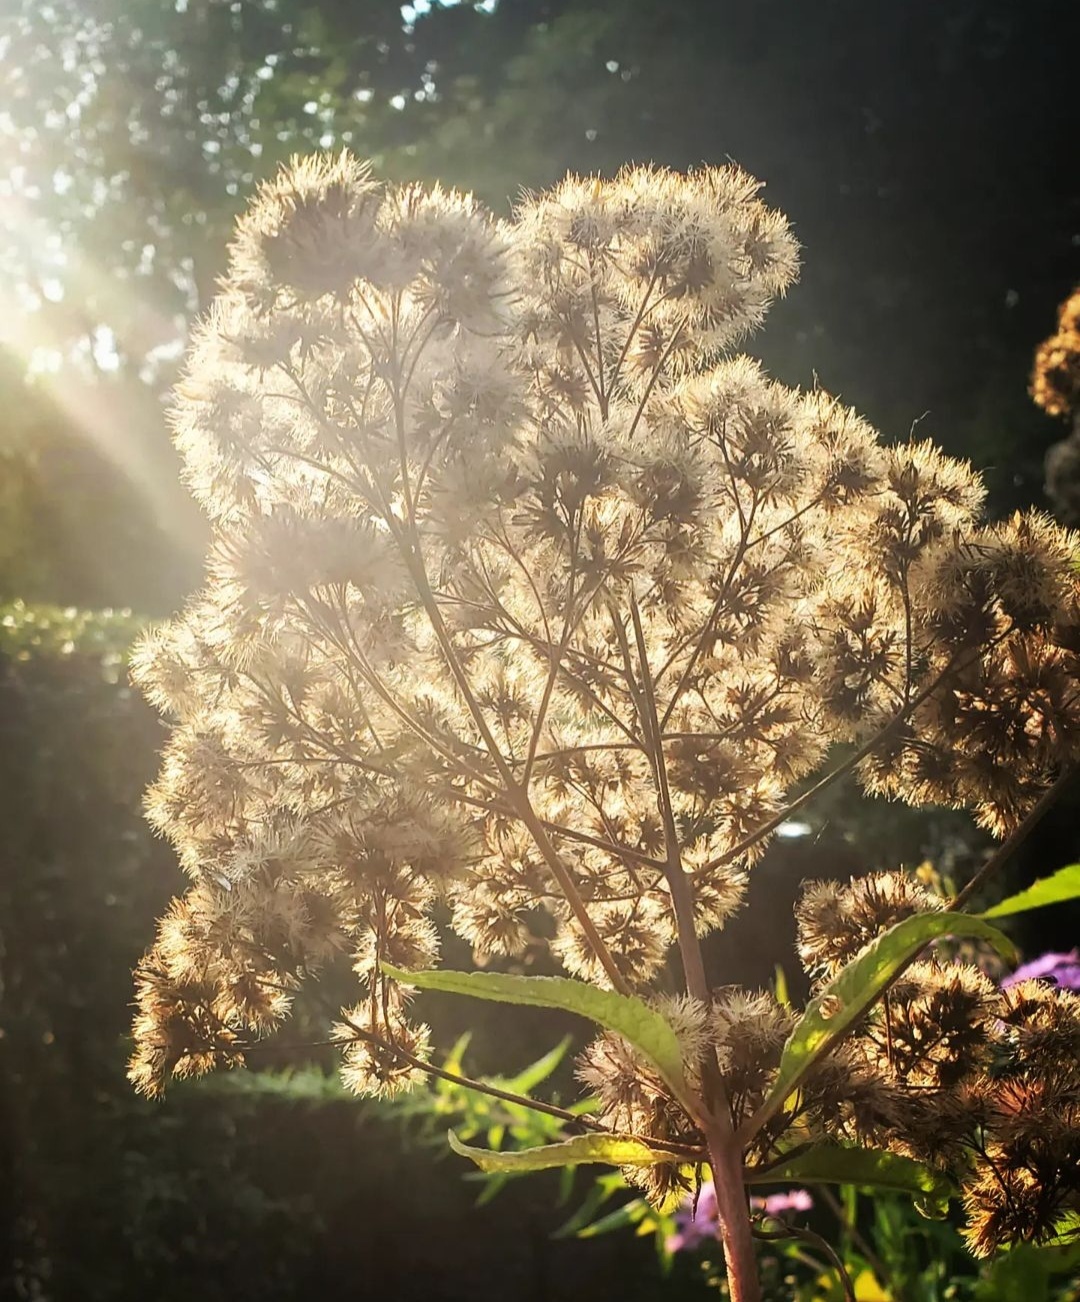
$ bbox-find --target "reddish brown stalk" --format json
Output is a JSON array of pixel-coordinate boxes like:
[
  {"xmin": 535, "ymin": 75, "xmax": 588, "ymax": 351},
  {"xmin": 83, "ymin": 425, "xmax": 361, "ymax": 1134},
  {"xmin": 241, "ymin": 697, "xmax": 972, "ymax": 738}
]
[
  {"xmin": 705, "ymin": 1113, "xmax": 762, "ymax": 1302},
  {"xmin": 617, "ymin": 595, "xmax": 761, "ymax": 1301}
]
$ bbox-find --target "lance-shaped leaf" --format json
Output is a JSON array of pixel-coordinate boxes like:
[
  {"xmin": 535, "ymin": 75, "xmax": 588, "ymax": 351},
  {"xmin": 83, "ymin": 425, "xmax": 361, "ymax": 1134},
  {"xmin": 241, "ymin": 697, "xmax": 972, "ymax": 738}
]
[
  {"xmin": 552, "ymin": 1172, "xmax": 628, "ymax": 1238},
  {"xmin": 447, "ymin": 1128, "xmax": 679, "ymax": 1173},
  {"xmin": 1041, "ymin": 1210, "xmax": 1080, "ymax": 1250},
  {"xmin": 575, "ymin": 1198, "xmax": 652, "ymax": 1240},
  {"xmin": 382, "ymin": 964, "xmax": 693, "ymax": 1111},
  {"xmin": 747, "ymin": 1144, "xmax": 953, "ymax": 1217},
  {"xmin": 488, "ymin": 1036, "xmax": 572, "ymax": 1096},
  {"xmin": 983, "ymin": 864, "xmax": 1080, "ymax": 918},
  {"xmin": 740, "ymin": 910, "xmax": 1016, "ymax": 1141}
]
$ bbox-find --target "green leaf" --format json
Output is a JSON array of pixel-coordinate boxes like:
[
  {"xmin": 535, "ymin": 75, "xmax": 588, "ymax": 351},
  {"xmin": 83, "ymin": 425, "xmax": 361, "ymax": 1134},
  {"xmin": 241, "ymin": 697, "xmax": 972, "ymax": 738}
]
[
  {"xmin": 773, "ymin": 963, "xmax": 791, "ymax": 1009},
  {"xmin": 1038, "ymin": 1210, "xmax": 1080, "ymax": 1251},
  {"xmin": 982, "ymin": 865, "xmax": 1080, "ymax": 918},
  {"xmin": 474, "ymin": 1171, "xmax": 511, "ymax": 1206},
  {"xmin": 975, "ymin": 1229, "xmax": 1080, "ymax": 1302},
  {"xmin": 440, "ymin": 1032, "xmax": 473, "ymax": 1077},
  {"xmin": 748, "ymin": 1145, "xmax": 953, "ymax": 1217},
  {"xmin": 447, "ymin": 1128, "xmax": 677, "ymax": 1174},
  {"xmin": 575, "ymin": 1197, "xmax": 652, "ymax": 1239},
  {"xmin": 744, "ymin": 910, "xmax": 1016, "ymax": 1139},
  {"xmin": 489, "ymin": 1036, "xmax": 572, "ymax": 1095},
  {"xmin": 556, "ymin": 1163, "xmax": 576, "ymax": 1207},
  {"xmin": 912, "ymin": 1188, "xmax": 950, "ymax": 1221},
  {"xmin": 553, "ymin": 1170, "xmax": 627, "ymax": 1238},
  {"xmin": 975, "ymin": 1244, "xmax": 1052, "ymax": 1302},
  {"xmin": 383, "ymin": 964, "xmax": 692, "ymax": 1109}
]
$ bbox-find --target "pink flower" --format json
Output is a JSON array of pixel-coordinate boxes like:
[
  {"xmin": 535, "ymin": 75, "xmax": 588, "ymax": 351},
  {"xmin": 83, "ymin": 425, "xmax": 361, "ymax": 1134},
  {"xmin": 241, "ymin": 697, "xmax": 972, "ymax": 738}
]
[
  {"xmin": 1002, "ymin": 950, "xmax": 1080, "ymax": 992},
  {"xmin": 666, "ymin": 1184, "xmax": 813, "ymax": 1253},
  {"xmin": 751, "ymin": 1189, "xmax": 814, "ymax": 1216},
  {"xmin": 665, "ymin": 1181, "xmax": 719, "ymax": 1253}
]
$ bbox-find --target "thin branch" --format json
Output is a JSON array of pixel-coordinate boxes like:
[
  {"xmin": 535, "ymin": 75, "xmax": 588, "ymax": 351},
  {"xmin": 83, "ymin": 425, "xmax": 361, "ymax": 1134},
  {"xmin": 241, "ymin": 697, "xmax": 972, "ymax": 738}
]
[
  {"xmin": 349, "ymin": 1020, "xmax": 609, "ymax": 1130},
  {"xmin": 254, "ymin": 1022, "xmax": 707, "ymax": 1162},
  {"xmin": 816, "ymin": 1186, "xmax": 893, "ymax": 1298},
  {"xmin": 656, "ymin": 486, "xmax": 760, "ymax": 729},
  {"xmin": 743, "ymin": 1141, "xmax": 817, "ymax": 1182},
  {"xmin": 700, "ymin": 635, "xmax": 1011, "ymax": 875},
  {"xmin": 753, "ymin": 1223, "xmax": 856, "ymax": 1302},
  {"xmin": 951, "ymin": 767, "xmax": 1076, "ymax": 911},
  {"xmin": 537, "ymin": 815, "xmax": 667, "ymax": 871},
  {"xmin": 525, "ymin": 740, "xmax": 646, "ymax": 766},
  {"xmin": 626, "ymin": 594, "xmax": 710, "ymax": 1005},
  {"xmin": 248, "ymin": 1026, "xmax": 602, "ymax": 1133},
  {"xmin": 523, "ymin": 522, "xmax": 583, "ymax": 786},
  {"xmin": 300, "ymin": 590, "xmax": 503, "ymax": 799},
  {"xmin": 431, "ymin": 552, "xmax": 642, "ymax": 750},
  {"xmin": 607, "ymin": 268, "xmax": 661, "ymax": 394},
  {"xmin": 413, "ymin": 555, "xmax": 630, "ymax": 991},
  {"xmin": 393, "ymin": 442, "xmax": 631, "ymax": 993},
  {"xmin": 625, "ymin": 315, "xmax": 689, "ymax": 444},
  {"xmin": 588, "ymin": 257, "xmax": 607, "ymax": 416}
]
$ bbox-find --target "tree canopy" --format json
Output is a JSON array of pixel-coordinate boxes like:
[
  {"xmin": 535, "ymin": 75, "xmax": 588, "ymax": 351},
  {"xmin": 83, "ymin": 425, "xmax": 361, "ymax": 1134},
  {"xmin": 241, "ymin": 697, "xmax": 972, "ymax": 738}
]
[{"xmin": 0, "ymin": 0, "xmax": 1077, "ymax": 598}]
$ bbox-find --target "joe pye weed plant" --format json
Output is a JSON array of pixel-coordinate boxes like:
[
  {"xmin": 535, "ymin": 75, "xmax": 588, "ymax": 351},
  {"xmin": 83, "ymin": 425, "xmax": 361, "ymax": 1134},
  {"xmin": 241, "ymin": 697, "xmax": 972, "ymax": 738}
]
[{"xmin": 129, "ymin": 153, "xmax": 1080, "ymax": 1301}]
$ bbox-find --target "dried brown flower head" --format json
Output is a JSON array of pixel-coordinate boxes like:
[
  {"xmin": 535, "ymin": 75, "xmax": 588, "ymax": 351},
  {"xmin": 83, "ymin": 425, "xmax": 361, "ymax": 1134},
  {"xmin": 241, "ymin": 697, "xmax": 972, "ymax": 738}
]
[
  {"xmin": 127, "ymin": 151, "xmax": 1080, "ymax": 1265},
  {"xmin": 795, "ymin": 872, "xmax": 943, "ymax": 981},
  {"xmin": 1032, "ymin": 286, "xmax": 1080, "ymax": 418}
]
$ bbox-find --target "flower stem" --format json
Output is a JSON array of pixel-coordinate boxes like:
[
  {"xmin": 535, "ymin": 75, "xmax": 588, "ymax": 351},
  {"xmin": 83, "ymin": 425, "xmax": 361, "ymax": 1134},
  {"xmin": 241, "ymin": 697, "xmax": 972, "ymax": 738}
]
[
  {"xmin": 705, "ymin": 1114, "xmax": 761, "ymax": 1302},
  {"xmin": 951, "ymin": 766, "xmax": 1075, "ymax": 911}
]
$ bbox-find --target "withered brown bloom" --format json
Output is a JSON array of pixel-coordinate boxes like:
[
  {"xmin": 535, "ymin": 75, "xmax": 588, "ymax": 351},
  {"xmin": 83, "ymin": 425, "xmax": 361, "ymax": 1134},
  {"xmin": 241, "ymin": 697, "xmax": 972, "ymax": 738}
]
[
  {"xmin": 128, "ymin": 154, "xmax": 1080, "ymax": 1285},
  {"xmin": 1032, "ymin": 287, "xmax": 1080, "ymax": 419}
]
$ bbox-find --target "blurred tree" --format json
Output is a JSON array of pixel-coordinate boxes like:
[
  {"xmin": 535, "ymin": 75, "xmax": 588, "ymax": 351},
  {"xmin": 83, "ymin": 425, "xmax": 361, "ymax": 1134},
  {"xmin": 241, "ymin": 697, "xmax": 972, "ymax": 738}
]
[
  {"xmin": 0, "ymin": 348, "xmax": 203, "ymax": 612},
  {"xmin": 398, "ymin": 0, "xmax": 1080, "ymax": 510},
  {"xmin": 2, "ymin": 0, "xmax": 416, "ymax": 357},
  {"xmin": 1, "ymin": 0, "xmax": 1078, "ymax": 611}
]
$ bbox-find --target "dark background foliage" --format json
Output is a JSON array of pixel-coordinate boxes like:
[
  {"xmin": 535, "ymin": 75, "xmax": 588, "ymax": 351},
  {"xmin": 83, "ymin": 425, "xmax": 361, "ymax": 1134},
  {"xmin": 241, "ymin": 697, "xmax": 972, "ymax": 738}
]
[{"xmin": 1, "ymin": 1, "xmax": 1079, "ymax": 1298}]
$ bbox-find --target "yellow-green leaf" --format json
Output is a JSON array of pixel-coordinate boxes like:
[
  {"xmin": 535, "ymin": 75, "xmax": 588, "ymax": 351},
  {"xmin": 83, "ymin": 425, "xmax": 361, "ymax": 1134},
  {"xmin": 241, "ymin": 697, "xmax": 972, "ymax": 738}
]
[
  {"xmin": 382, "ymin": 964, "xmax": 693, "ymax": 1110},
  {"xmin": 741, "ymin": 910, "xmax": 1015, "ymax": 1140},
  {"xmin": 748, "ymin": 1143, "xmax": 952, "ymax": 1216},
  {"xmin": 576, "ymin": 1197, "xmax": 652, "ymax": 1239},
  {"xmin": 447, "ymin": 1129, "xmax": 675, "ymax": 1173},
  {"xmin": 983, "ymin": 865, "xmax": 1080, "ymax": 918},
  {"xmin": 1040, "ymin": 1210, "xmax": 1080, "ymax": 1249}
]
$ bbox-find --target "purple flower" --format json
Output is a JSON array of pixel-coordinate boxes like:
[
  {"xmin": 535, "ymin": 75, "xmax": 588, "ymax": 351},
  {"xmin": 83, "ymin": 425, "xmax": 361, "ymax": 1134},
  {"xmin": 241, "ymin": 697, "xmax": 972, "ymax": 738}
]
[
  {"xmin": 1002, "ymin": 950, "xmax": 1080, "ymax": 992},
  {"xmin": 751, "ymin": 1189, "xmax": 814, "ymax": 1217},
  {"xmin": 665, "ymin": 1181, "xmax": 718, "ymax": 1253},
  {"xmin": 665, "ymin": 1184, "xmax": 813, "ymax": 1254}
]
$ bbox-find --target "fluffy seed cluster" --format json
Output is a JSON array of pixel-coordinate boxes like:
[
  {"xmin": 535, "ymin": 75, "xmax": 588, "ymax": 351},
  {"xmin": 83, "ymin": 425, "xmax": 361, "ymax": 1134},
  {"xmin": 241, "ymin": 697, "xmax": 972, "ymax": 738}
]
[
  {"xmin": 130, "ymin": 151, "xmax": 1080, "ymax": 1238},
  {"xmin": 795, "ymin": 878, "xmax": 1080, "ymax": 1256},
  {"xmin": 1038, "ymin": 287, "xmax": 1080, "ymax": 527},
  {"xmin": 581, "ymin": 872, "xmax": 1080, "ymax": 1250},
  {"xmin": 1032, "ymin": 287, "xmax": 1080, "ymax": 419}
]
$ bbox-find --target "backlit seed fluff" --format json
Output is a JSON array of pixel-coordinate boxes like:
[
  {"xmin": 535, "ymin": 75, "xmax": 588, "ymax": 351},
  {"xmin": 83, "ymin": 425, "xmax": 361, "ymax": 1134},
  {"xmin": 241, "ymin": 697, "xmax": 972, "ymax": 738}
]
[
  {"xmin": 131, "ymin": 145, "xmax": 1080, "ymax": 1219},
  {"xmin": 795, "ymin": 872, "xmax": 943, "ymax": 981},
  {"xmin": 1032, "ymin": 286, "xmax": 1080, "ymax": 418}
]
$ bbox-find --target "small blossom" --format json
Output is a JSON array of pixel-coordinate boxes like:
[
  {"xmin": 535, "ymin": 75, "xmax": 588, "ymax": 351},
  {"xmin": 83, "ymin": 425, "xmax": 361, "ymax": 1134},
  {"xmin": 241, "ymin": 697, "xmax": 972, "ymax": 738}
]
[
  {"xmin": 1002, "ymin": 950, "xmax": 1080, "ymax": 992},
  {"xmin": 666, "ymin": 1182, "xmax": 719, "ymax": 1253},
  {"xmin": 751, "ymin": 1189, "xmax": 814, "ymax": 1217},
  {"xmin": 1032, "ymin": 286, "xmax": 1080, "ymax": 419},
  {"xmin": 666, "ymin": 1182, "xmax": 812, "ymax": 1254}
]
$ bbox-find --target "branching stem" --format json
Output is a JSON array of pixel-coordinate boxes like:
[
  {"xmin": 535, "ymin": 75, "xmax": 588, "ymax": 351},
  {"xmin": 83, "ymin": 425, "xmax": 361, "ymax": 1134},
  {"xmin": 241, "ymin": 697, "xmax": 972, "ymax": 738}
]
[{"xmin": 951, "ymin": 767, "xmax": 1075, "ymax": 911}]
